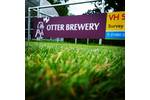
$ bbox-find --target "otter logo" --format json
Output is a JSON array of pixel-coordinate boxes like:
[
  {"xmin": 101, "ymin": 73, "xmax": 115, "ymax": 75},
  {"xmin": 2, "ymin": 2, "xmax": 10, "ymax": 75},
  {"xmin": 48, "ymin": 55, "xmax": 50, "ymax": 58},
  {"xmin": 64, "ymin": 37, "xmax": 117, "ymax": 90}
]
[{"xmin": 35, "ymin": 22, "xmax": 45, "ymax": 40}]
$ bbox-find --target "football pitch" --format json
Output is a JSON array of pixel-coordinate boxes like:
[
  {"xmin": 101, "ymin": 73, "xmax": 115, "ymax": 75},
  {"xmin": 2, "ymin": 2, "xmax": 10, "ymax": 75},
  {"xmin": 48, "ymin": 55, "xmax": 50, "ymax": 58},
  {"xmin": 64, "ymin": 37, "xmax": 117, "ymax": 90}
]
[{"xmin": 25, "ymin": 41, "xmax": 125, "ymax": 100}]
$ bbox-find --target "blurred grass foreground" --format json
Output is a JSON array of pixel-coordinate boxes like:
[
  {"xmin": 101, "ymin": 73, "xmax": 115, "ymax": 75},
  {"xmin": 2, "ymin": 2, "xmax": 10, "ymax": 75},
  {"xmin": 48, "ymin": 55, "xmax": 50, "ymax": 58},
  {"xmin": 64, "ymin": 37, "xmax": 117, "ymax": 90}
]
[{"xmin": 25, "ymin": 41, "xmax": 125, "ymax": 100}]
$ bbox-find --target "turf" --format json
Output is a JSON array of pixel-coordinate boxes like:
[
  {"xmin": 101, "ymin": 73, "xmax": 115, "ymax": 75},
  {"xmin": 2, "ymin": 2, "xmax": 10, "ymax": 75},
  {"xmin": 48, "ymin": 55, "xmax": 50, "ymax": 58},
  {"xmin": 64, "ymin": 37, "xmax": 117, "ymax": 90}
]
[{"xmin": 25, "ymin": 41, "xmax": 125, "ymax": 100}]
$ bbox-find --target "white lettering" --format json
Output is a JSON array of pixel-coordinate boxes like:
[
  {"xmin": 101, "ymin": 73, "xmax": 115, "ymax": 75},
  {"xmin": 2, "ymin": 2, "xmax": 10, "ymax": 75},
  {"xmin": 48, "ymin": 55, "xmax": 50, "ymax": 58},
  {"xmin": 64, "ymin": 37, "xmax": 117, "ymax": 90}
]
[
  {"xmin": 46, "ymin": 24, "xmax": 64, "ymax": 31},
  {"xmin": 77, "ymin": 24, "xmax": 85, "ymax": 30},
  {"xmin": 94, "ymin": 23, "xmax": 100, "ymax": 30},
  {"xmin": 66, "ymin": 24, "xmax": 70, "ymax": 30},
  {"xmin": 60, "ymin": 24, "xmax": 64, "ymax": 30},
  {"xmin": 89, "ymin": 23, "xmax": 94, "ymax": 30},
  {"xmin": 85, "ymin": 23, "xmax": 89, "ymax": 30},
  {"xmin": 46, "ymin": 23, "xmax": 100, "ymax": 31}
]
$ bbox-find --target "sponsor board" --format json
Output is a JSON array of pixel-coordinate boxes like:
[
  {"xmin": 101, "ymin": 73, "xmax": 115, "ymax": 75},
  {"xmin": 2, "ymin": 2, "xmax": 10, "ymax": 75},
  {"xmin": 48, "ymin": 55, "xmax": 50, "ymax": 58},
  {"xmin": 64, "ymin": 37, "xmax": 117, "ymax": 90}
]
[
  {"xmin": 105, "ymin": 11, "xmax": 125, "ymax": 39},
  {"xmin": 33, "ymin": 13, "xmax": 106, "ymax": 39}
]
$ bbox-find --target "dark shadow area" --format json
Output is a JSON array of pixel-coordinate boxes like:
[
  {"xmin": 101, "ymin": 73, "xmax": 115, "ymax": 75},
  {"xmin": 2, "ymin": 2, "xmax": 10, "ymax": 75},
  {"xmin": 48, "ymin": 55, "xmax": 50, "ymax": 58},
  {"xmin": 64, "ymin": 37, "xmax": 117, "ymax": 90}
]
[{"xmin": 102, "ymin": 39, "xmax": 125, "ymax": 46}]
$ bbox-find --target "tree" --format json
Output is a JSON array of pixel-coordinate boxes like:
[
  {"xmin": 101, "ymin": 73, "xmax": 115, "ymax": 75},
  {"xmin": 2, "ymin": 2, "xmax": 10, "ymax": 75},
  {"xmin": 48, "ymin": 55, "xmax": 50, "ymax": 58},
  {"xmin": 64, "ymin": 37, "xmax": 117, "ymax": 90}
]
[
  {"xmin": 47, "ymin": 0, "xmax": 69, "ymax": 16},
  {"xmin": 105, "ymin": 0, "xmax": 125, "ymax": 11},
  {"xmin": 84, "ymin": 0, "xmax": 125, "ymax": 14}
]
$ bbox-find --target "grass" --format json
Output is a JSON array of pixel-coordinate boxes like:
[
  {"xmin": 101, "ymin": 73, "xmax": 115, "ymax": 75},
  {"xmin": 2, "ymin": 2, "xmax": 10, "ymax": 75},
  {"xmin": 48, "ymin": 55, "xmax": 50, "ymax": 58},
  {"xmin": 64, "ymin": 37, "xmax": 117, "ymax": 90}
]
[{"xmin": 25, "ymin": 41, "xmax": 125, "ymax": 100}]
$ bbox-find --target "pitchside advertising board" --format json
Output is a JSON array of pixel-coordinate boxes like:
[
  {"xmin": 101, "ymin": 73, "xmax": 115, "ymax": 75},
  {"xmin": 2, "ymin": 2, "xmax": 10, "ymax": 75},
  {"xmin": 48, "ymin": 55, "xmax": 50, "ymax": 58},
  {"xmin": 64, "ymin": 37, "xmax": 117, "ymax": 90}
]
[{"xmin": 33, "ymin": 11, "xmax": 125, "ymax": 40}]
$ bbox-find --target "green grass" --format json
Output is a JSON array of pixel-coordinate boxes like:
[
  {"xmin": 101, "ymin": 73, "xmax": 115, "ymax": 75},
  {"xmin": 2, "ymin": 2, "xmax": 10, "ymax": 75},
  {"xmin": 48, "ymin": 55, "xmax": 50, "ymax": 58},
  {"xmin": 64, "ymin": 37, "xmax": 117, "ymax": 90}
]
[{"xmin": 25, "ymin": 41, "xmax": 125, "ymax": 100}]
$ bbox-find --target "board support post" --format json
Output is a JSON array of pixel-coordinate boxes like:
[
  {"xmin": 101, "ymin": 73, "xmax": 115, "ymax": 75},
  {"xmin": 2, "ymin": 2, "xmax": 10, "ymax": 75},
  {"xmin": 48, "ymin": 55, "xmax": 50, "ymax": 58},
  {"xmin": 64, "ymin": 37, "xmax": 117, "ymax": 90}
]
[
  {"xmin": 87, "ymin": 38, "xmax": 89, "ymax": 45},
  {"xmin": 28, "ymin": 8, "xmax": 31, "ymax": 41},
  {"xmin": 56, "ymin": 38, "xmax": 59, "ymax": 42},
  {"xmin": 99, "ymin": 38, "xmax": 102, "ymax": 45},
  {"xmin": 75, "ymin": 38, "xmax": 77, "ymax": 44},
  {"xmin": 37, "ymin": 7, "xmax": 40, "ymax": 18}
]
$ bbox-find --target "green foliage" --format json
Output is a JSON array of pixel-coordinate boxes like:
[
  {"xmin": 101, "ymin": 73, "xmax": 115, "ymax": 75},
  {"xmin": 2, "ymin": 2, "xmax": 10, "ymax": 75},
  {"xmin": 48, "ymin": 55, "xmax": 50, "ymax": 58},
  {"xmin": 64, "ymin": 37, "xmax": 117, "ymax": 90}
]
[
  {"xmin": 54, "ymin": 5, "xmax": 69, "ymax": 16},
  {"xmin": 47, "ymin": 0, "xmax": 55, "ymax": 4},
  {"xmin": 84, "ymin": 0, "xmax": 125, "ymax": 14},
  {"xmin": 47, "ymin": 0, "xmax": 69, "ymax": 16},
  {"xmin": 25, "ymin": 41, "xmax": 125, "ymax": 100},
  {"xmin": 105, "ymin": 0, "xmax": 125, "ymax": 11}
]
